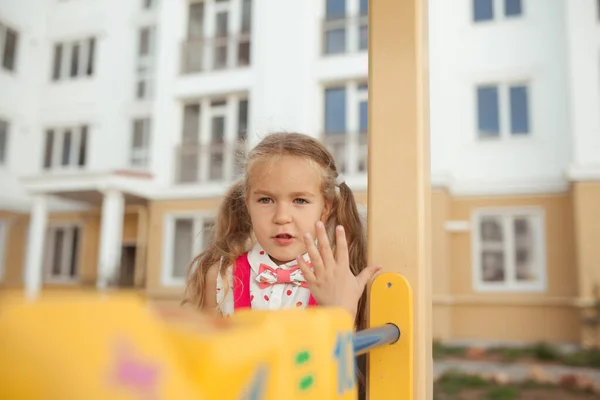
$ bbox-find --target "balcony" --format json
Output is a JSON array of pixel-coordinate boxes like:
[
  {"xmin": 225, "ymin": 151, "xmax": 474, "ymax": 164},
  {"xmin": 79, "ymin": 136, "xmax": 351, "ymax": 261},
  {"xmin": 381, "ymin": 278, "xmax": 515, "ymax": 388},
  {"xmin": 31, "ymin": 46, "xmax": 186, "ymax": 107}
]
[
  {"xmin": 181, "ymin": 34, "xmax": 251, "ymax": 74},
  {"xmin": 175, "ymin": 141, "xmax": 247, "ymax": 184},
  {"xmin": 322, "ymin": 132, "xmax": 368, "ymax": 176}
]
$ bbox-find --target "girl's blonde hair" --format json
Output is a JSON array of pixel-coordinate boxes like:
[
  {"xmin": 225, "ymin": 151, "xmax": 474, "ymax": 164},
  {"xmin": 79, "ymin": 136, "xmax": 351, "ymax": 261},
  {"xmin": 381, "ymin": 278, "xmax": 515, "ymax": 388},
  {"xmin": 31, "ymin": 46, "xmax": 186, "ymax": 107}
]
[{"xmin": 183, "ymin": 132, "xmax": 368, "ymax": 329}]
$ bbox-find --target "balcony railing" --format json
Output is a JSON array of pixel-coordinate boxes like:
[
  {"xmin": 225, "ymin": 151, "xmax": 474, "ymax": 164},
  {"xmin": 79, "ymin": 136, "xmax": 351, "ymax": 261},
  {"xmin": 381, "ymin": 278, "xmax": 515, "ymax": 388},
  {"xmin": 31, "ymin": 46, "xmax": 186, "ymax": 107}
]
[
  {"xmin": 322, "ymin": 132, "xmax": 368, "ymax": 175},
  {"xmin": 322, "ymin": 15, "xmax": 368, "ymax": 55},
  {"xmin": 181, "ymin": 33, "xmax": 251, "ymax": 74},
  {"xmin": 175, "ymin": 140, "xmax": 247, "ymax": 184}
]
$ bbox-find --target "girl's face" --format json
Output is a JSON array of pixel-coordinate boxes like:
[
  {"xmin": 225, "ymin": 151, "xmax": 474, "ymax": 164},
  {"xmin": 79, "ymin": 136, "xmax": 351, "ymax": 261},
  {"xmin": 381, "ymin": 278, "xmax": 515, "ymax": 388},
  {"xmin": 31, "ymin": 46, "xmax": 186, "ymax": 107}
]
[{"xmin": 246, "ymin": 155, "xmax": 332, "ymax": 264}]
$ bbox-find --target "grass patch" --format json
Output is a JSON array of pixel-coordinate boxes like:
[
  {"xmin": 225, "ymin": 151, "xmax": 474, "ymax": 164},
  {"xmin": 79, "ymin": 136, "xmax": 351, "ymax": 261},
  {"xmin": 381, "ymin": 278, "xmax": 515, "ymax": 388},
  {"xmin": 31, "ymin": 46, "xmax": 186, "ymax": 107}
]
[{"xmin": 433, "ymin": 340, "xmax": 600, "ymax": 369}]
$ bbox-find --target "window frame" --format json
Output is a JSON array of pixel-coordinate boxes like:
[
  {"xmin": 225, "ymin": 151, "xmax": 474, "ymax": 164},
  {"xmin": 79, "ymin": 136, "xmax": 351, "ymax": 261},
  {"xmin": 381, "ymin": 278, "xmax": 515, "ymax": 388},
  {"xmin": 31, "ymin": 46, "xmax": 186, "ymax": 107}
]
[
  {"xmin": 182, "ymin": 0, "xmax": 252, "ymax": 73},
  {"xmin": 472, "ymin": 0, "xmax": 524, "ymax": 23},
  {"xmin": 322, "ymin": 80, "xmax": 368, "ymax": 175},
  {"xmin": 130, "ymin": 117, "xmax": 152, "ymax": 168},
  {"xmin": 322, "ymin": 0, "xmax": 368, "ymax": 56},
  {"xmin": 43, "ymin": 125, "xmax": 89, "ymax": 170},
  {"xmin": 471, "ymin": 207, "xmax": 547, "ymax": 293},
  {"xmin": 178, "ymin": 94, "xmax": 248, "ymax": 183},
  {"xmin": 475, "ymin": 80, "xmax": 531, "ymax": 140},
  {"xmin": 43, "ymin": 222, "xmax": 83, "ymax": 284},
  {"xmin": 161, "ymin": 211, "xmax": 216, "ymax": 287},
  {"xmin": 51, "ymin": 37, "xmax": 96, "ymax": 82}
]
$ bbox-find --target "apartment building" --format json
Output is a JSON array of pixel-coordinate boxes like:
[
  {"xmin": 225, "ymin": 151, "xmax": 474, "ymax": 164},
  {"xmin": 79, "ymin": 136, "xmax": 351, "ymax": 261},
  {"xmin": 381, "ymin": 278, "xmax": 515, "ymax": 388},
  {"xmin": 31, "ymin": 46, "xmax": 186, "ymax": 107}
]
[{"xmin": 0, "ymin": 0, "xmax": 598, "ymax": 347}]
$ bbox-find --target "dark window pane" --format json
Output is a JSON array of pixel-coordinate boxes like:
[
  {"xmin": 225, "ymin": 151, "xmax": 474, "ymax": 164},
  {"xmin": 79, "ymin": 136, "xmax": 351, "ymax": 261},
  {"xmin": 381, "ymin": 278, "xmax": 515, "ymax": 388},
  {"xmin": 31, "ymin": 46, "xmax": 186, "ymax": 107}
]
[
  {"xmin": 359, "ymin": 0, "xmax": 368, "ymax": 15},
  {"xmin": 70, "ymin": 43, "xmax": 80, "ymax": 77},
  {"xmin": 510, "ymin": 85, "xmax": 529, "ymax": 135},
  {"xmin": 69, "ymin": 228, "xmax": 79, "ymax": 276},
  {"xmin": 183, "ymin": 104, "xmax": 200, "ymax": 143},
  {"xmin": 473, "ymin": 0, "xmax": 494, "ymax": 21},
  {"xmin": 238, "ymin": 99, "xmax": 248, "ymax": 140},
  {"xmin": 359, "ymin": 100, "xmax": 368, "ymax": 133},
  {"xmin": 241, "ymin": 0, "xmax": 252, "ymax": 33},
  {"xmin": 211, "ymin": 116, "xmax": 225, "ymax": 142},
  {"xmin": 44, "ymin": 130, "xmax": 54, "ymax": 168},
  {"xmin": 86, "ymin": 38, "xmax": 95, "ymax": 76},
  {"xmin": 325, "ymin": 28, "xmax": 345, "ymax": 54},
  {"xmin": 52, "ymin": 44, "xmax": 63, "ymax": 80},
  {"xmin": 0, "ymin": 120, "xmax": 8, "ymax": 164},
  {"xmin": 62, "ymin": 130, "xmax": 72, "ymax": 166},
  {"xmin": 325, "ymin": 87, "xmax": 346, "ymax": 134},
  {"xmin": 173, "ymin": 219, "xmax": 193, "ymax": 279},
  {"xmin": 2, "ymin": 28, "xmax": 18, "ymax": 71},
  {"xmin": 52, "ymin": 229, "xmax": 64, "ymax": 275},
  {"xmin": 188, "ymin": 2, "xmax": 204, "ymax": 38},
  {"xmin": 326, "ymin": 0, "xmax": 346, "ymax": 20},
  {"xmin": 477, "ymin": 85, "xmax": 500, "ymax": 137},
  {"xmin": 78, "ymin": 126, "xmax": 87, "ymax": 166},
  {"xmin": 505, "ymin": 0, "xmax": 522, "ymax": 17}
]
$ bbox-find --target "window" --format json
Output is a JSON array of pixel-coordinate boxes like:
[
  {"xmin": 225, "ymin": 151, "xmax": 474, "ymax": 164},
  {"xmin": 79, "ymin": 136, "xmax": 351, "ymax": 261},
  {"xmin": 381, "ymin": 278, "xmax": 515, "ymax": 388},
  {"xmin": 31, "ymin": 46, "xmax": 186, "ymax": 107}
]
[
  {"xmin": 323, "ymin": 0, "xmax": 367, "ymax": 55},
  {"xmin": 472, "ymin": 208, "xmax": 546, "ymax": 292},
  {"xmin": 476, "ymin": 82, "xmax": 530, "ymax": 139},
  {"xmin": 136, "ymin": 27, "xmax": 155, "ymax": 100},
  {"xmin": 143, "ymin": 0, "xmax": 155, "ymax": 9},
  {"xmin": 178, "ymin": 95, "xmax": 248, "ymax": 183},
  {"xmin": 0, "ymin": 221, "xmax": 6, "ymax": 282},
  {"xmin": 0, "ymin": 119, "xmax": 8, "ymax": 166},
  {"xmin": 473, "ymin": 0, "xmax": 522, "ymax": 22},
  {"xmin": 51, "ymin": 38, "xmax": 95, "ymax": 81},
  {"xmin": 43, "ymin": 125, "xmax": 88, "ymax": 170},
  {"xmin": 182, "ymin": 0, "xmax": 252, "ymax": 73},
  {"xmin": 163, "ymin": 214, "xmax": 215, "ymax": 285},
  {"xmin": 131, "ymin": 118, "xmax": 151, "ymax": 168},
  {"xmin": 44, "ymin": 224, "xmax": 81, "ymax": 283},
  {"xmin": 323, "ymin": 82, "xmax": 368, "ymax": 174},
  {"xmin": 0, "ymin": 21, "xmax": 18, "ymax": 72}
]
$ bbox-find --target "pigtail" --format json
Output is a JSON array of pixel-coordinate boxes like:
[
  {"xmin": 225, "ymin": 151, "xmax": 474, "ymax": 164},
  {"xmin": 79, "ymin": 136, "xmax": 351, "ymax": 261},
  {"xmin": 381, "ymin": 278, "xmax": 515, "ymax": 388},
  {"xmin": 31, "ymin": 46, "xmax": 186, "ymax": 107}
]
[
  {"xmin": 182, "ymin": 180, "xmax": 252, "ymax": 309},
  {"xmin": 328, "ymin": 181, "xmax": 368, "ymax": 328}
]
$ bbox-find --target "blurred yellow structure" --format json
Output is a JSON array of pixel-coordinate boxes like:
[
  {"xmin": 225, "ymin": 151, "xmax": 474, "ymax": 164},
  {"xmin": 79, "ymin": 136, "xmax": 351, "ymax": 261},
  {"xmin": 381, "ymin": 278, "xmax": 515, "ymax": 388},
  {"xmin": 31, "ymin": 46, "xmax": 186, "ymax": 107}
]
[{"xmin": 0, "ymin": 272, "xmax": 413, "ymax": 399}]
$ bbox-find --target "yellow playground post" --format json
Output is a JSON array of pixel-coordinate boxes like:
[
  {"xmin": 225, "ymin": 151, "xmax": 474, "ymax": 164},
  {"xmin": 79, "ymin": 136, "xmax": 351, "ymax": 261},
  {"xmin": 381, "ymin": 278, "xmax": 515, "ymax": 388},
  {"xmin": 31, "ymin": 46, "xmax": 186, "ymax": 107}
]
[{"xmin": 368, "ymin": 0, "xmax": 432, "ymax": 399}]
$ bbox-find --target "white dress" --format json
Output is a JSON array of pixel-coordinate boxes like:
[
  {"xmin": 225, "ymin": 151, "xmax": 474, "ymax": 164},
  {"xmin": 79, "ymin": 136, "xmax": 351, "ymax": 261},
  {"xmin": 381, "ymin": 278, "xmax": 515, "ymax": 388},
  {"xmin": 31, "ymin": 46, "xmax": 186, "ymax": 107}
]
[{"xmin": 216, "ymin": 242, "xmax": 313, "ymax": 316}]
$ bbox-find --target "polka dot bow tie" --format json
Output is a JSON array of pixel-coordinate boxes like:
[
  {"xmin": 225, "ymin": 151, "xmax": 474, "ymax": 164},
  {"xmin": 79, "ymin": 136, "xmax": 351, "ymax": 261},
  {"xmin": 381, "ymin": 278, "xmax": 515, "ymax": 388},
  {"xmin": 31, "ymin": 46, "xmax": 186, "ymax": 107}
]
[{"xmin": 255, "ymin": 263, "xmax": 309, "ymax": 289}]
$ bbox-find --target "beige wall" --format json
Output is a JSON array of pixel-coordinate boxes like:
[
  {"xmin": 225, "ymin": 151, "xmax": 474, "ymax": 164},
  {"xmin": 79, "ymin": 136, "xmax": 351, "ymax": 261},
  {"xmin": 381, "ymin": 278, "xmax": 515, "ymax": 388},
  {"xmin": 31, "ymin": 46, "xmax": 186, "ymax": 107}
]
[
  {"xmin": 0, "ymin": 211, "xmax": 28, "ymax": 288},
  {"xmin": 146, "ymin": 198, "xmax": 223, "ymax": 299},
  {"xmin": 431, "ymin": 191, "xmax": 580, "ymax": 344},
  {"xmin": 572, "ymin": 182, "xmax": 600, "ymax": 347},
  {"xmin": 0, "ymin": 208, "xmax": 141, "ymax": 289}
]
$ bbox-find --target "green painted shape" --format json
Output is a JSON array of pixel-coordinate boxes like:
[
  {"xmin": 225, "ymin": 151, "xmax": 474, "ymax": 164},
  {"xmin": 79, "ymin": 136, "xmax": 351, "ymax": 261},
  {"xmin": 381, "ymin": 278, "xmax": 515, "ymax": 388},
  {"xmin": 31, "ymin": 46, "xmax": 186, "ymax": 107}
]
[
  {"xmin": 295, "ymin": 350, "xmax": 310, "ymax": 365},
  {"xmin": 299, "ymin": 375, "xmax": 314, "ymax": 391}
]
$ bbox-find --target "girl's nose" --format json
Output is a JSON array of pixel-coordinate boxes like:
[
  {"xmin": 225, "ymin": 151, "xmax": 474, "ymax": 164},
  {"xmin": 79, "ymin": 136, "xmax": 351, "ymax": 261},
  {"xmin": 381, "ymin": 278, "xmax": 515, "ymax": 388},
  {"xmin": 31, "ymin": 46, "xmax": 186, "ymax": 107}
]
[{"xmin": 273, "ymin": 204, "xmax": 292, "ymax": 224}]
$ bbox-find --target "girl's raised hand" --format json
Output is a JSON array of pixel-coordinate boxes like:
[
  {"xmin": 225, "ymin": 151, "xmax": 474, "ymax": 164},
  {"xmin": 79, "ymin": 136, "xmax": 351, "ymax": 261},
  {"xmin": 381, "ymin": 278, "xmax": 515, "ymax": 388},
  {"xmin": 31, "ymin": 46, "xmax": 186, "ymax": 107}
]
[{"xmin": 296, "ymin": 221, "xmax": 381, "ymax": 319}]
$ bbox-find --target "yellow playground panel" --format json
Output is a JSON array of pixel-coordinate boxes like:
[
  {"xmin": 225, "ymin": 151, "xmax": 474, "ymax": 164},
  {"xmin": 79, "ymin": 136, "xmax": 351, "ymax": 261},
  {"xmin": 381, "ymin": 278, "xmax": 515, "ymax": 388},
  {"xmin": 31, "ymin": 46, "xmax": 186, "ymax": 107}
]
[{"xmin": 0, "ymin": 273, "xmax": 412, "ymax": 399}]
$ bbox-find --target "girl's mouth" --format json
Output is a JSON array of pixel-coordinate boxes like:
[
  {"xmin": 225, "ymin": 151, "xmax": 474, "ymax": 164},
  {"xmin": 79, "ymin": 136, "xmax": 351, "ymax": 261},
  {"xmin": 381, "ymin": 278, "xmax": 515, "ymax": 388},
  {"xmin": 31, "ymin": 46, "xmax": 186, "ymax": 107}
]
[{"xmin": 273, "ymin": 233, "xmax": 294, "ymax": 245}]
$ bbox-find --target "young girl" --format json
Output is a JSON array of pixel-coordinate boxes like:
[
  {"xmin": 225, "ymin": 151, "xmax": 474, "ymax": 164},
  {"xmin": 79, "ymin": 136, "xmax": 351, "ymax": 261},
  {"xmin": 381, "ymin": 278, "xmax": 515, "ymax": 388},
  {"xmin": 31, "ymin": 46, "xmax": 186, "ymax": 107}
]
[{"xmin": 183, "ymin": 132, "xmax": 380, "ymax": 329}]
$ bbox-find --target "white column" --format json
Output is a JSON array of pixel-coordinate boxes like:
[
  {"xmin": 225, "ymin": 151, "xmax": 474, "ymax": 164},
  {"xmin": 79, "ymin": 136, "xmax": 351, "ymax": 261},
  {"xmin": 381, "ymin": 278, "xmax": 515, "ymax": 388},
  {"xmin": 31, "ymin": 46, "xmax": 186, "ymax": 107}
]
[
  {"xmin": 24, "ymin": 195, "xmax": 48, "ymax": 300},
  {"xmin": 97, "ymin": 189, "xmax": 125, "ymax": 289}
]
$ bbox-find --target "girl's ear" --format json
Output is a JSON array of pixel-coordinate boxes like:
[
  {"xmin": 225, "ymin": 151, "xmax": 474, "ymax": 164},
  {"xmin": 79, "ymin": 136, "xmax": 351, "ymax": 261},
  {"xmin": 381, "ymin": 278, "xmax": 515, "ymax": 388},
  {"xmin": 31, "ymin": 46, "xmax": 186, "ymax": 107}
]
[{"xmin": 320, "ymin": 199, "xmax": 333, "ymax": 223}]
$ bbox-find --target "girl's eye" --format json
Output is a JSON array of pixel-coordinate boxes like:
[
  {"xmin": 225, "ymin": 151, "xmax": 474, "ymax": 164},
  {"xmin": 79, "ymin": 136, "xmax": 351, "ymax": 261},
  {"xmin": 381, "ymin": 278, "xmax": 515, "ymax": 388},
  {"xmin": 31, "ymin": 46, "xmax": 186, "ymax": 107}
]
[
  {"xmin": 258, "ymin": 197, "xmax": 273, "ymax": 204},
  {"xmin": 294, "ymin": 198, "xmax": 309, "ymax": 204}
]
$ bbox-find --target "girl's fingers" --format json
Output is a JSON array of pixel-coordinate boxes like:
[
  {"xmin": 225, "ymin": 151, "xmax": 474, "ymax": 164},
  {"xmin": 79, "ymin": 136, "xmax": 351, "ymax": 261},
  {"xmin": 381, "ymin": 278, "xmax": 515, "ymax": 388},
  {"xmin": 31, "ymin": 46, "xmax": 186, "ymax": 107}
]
[
  {"xmin": 303, "ymin": 232, "xmax": 325, "ymax": 278},
  {"xmin": 315, "ymin": 221, "xmax": 336, "ymax": 268},
  {"xmin": 334, "ymin": 225, "xmax": 350, "ymax": 269},
  {"xmin": 296, "ymin": 255, "xmax": 316, "ymax": 284}
]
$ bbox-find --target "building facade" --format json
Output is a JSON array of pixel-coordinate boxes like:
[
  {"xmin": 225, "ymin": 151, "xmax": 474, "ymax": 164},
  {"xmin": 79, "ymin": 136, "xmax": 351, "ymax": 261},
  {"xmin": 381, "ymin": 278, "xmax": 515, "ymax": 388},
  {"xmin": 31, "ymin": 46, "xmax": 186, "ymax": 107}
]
[{"xmin": 0, "ymin": 0, "xmax": 598, "ymax": 347}]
